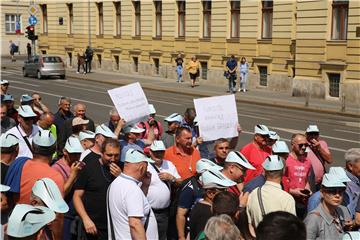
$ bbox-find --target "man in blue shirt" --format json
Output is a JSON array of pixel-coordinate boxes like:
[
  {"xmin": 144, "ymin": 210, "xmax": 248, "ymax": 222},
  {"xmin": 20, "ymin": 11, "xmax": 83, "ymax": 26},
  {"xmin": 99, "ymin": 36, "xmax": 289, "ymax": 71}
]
[{"xmin": 226, "ymin": 55, "xmax": 238, "ymax": 94}]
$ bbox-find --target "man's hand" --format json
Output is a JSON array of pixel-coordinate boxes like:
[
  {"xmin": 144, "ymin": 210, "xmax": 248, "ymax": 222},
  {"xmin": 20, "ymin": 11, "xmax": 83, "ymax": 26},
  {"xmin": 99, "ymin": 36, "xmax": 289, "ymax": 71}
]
[
  {"xmin": 309, "ymin": 139, "xmax": 321, "ymax": 151},
  {"xmin": 158, "ymin": 172, "xmax": 175, "ymax": 182},
  {"xmin": 83, "ymin": 217, "xmax": 97, "ymax": 235},
  {"xmin": 70, "ymin": 162, "xmax": 83, "ymax": 176},
  {"xmin": 289, "ymin": 188, "xmax": 308, "ymax": 198},
  {"xmin": 237, "ymin": 124, "xmax": 242, "ymax": 134},
  {"xmin": 109, "ymin": 163, "xmax": 121, "ymax": 177},
  {"xmin": 117, "ymin": 118, "xmax": 126, "ymax": 129},
  {"xmin": 239, "ymin": 191, "xmax": 249, "ymax": 206}
]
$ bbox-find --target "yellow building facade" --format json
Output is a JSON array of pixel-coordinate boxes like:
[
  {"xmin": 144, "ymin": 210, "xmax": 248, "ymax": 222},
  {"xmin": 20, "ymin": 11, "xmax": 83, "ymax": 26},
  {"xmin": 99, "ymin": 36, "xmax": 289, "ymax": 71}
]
[{"xmin": 36, "ymin": 0, "xmax": 360, "ymax": 104}]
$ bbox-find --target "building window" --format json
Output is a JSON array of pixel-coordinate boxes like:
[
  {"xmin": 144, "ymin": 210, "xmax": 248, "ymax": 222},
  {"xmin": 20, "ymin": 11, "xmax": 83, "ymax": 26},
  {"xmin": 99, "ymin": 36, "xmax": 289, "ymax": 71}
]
[
  {"xmin": 262, "ymin": 0, "xmax": 273, "ymax": 39},
  {"xmin": 203, "ymin": 1, "xmax": 211, "ymax": 38},
  {"xmin": 200, "ymin": 62, "xmax": 208, "ymax": 80},
  {"xmin": 154, "ymin": 1, "xmax": 162, "ymax": 37},
  {"xmin": 97, "ymin": 2, "xmax": 104, "ymax": 35},
  {"xmin": 332, "ymin": 0, "xmax": 348, "ymax": 40},
  {"xmin": 133, "ymin": 1, "xmax": 141, "ymax": 36},
  {"xmin": 67, "ymin": 3, "xmax": 73, "ymax": 35},
  {"xmin": 5, "ymin": 14, "xmax": 21, "ymax": 33},
  {"xmin": 67, "ymin": 52, "xmax": 73, "ymax": 67},
  {"xmin": 230, "ymin": 1, "xmax": 240, "ymax": 38},
  {"xmin": 328, "ymin": 73, "xmax": 340, "ymax": 97},
  {"xmin": 153, "ymin": 58, "xmax": 160, "ymax": 75},
  {"xmin": 259, "ymin": 66, "xmax": 268, "ymax": 86},
  {"xmin": 114, "ymin": 55, "xmax": 119, "ymax": 70},
  {"xmin": 177, "ymin": 1, "xmax": 186, "ymax": 37},
  {"xmin": 97, "ymin": 54, "xmax": 102, "ymax": 68},
  {"xmin": 114, "ymin": 1, "xmax": 121, "ymax": 36},
  {"xmin": 133, "ymin": 57, "xmax": 139, "ymax": 72},
  {"xmin": 40, "ymin": 4, "xmax": 48, "ymax": 33}
]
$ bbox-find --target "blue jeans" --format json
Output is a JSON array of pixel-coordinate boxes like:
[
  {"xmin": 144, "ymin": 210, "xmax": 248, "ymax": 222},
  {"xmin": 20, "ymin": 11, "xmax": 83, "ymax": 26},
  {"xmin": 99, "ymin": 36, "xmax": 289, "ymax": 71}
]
[
  {"xmin": 176, "ymin": 65, "xmax": 183, "ymax": 82},
  {"xmin": 228, "ymin": 74, "xmax": 237, "ymax": 93},
  {"xmin": 240, "ymin": 71, "xmax": 248, "ymax": 90}
]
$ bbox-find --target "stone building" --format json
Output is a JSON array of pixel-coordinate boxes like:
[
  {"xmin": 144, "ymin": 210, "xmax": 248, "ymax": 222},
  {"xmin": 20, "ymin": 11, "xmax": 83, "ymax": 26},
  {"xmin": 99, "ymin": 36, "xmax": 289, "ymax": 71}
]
[{"xmin": 35, "ymin": 0, "xmax": 360, "ymax": 104}]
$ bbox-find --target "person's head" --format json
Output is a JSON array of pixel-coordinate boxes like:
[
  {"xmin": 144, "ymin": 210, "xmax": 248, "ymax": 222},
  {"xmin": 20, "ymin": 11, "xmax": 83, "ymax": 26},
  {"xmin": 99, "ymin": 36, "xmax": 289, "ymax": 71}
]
[
  {"xmin": 272, "ymin": 141, "xmax": 290, "ymax": 160},
  {"xmin": 124, "ymin": 148, "xmax": 154, "ymax": 180},
  {"xmin": 175, "ymin": 127, "xmax": 193, "ymax": 151},
  {"xmin": 204, "ymin": 214, "xmax": 240, "ymax": 240},
  {"xmin": 100, "ymin": 138, "xmax": 120, "ymax": 166},
  {"xmin": 0, "ymin": 133, "xmax": 19, "ymax": 162},
  {"xmin": 20, "ymin": 94, "xmax": 34, "ymax": 106},
  {"xmin": 191, "ymin": 56, "xmax": 197, "ymax": 61},
  {"xmin": 184, "ymin": 108, "xmax": 196, "ymax": 125},
  {"xmin": 230, "ymin": 55, "xmax": 235, "ymax": 59},
  {"xmin": 38, "ymin": 112, "xmax": 54, "ymax": 130},
  {"xmin": 149, "ymin": 140, "xmax": 166, "ymax": 164},
  {"xmin": 63, "ymin": 136, "xmax": 84, "ymax": 164},
  {"xmin": 213, "ymin": 138, "xmax": 230, "ymax": 161},
  {"xmin": 212, "ymin": 191, "xmax": 239, "ymax": 221},
  {"xmin": 17, "ymin": 106, "xmax": 37, "ymax": 131},
  {"xmin": 256, "ymin": 211, "xmax": 306, "ymax": 240},
  {"xmin": 73, "ymin": 103, "xmax": 86, "ymax": 118},
  {"xmin": 123, "ymin": 124, "xmax": 145, "ymax": 142},
  {"xmin": 148, "ymin": 104, "xmax": 156, "ymax": 119},
  {"xmin": 164, "ymin": 113, "xmax": 183, "ymax": 132},
  {"xmin": 0, "ymin": 80, "xmax": 9, "ymax": 94},
  {"xmin": 31, "ymin": 92, "xmax": 42, "ymax": 106},
  {"xmin": 32, "ymin": 130, "xmax": 56, "ymax": 160},
  {"xmin": 291, "ymin": 133, "xmax": 308, "ymax": 159},
  {"xmin": 201, "ymin": 169, "xmax": 236, "ymax": 202},
  {"xmin": 223, "ymin": 151, "xmax": 255, "ymax": 183},
  {"xmin": 254, "ymin": 124, "xmax": 270, "ymax": 148},
  {"xmin": 109, "ymin": 108, "xmax": 120, "ymax": 126},
  {"xmin": 3, "ymin": 94, "xmax": 15, "ymax": 109},
  {"xmin": 58, "ymin": 96, "xmax": 71, "ymax": 112},
  {"xmin": 320, "ymin": 173, "xmax": 346, "ymax": 208},
  {"xmin": 72, "ymin": 117, "xmax": 89, "ymax": 135},
  {"xmin": 305, "ymin": 125, "xmax": 320, "ymax": 142},
  {"xmin": 263, "ymin": 155, "xmax": 284, "ymax": 182},
  {"xmin": 241, "ymin": 57, "xmax": 246, "ymax": 64},
  {"xmin": 345, "ymin": 148, "xmax": 360, "ymax": 177},
  {"xmin": 267, "ymin": 131, "xmax": 279, "ymax": 146},
  {"xmin": 79, "ymin": 130, "xmax": 96, "ymax": 149},
  {"xmin": 1, "ymin": 103, "xmax": 7, "ymax": 120},
  {"xmin": 94, "ymin": 124, "xmax": 117, "ymax": 148}
]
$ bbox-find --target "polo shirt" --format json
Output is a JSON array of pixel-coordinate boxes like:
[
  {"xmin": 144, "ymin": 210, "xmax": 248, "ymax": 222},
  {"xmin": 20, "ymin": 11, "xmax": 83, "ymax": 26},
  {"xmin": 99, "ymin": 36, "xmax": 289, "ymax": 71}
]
[
  {"xmin": 147, "ymin": 160, "xmax": 180, "ymax": 209},
  {"xmin": 5, "ymin": 124, "xmax": 39, "ymax": 159},
  {"xmin": 246, "ymin": 181, "xmax": 296, "ymax": 227},
  {"xmin": 107, "ymin": 173, "xmax": 158, "ymax": 240},
  {"xmin": 164, "ymin": 145, "xmax": 201, "ymax": 179},
  {"xmin": 119, "ymin": 139, "xmax": 145, "ymax": 162},
  {"xmin": 240, "ymin": 143, "xmax": 270, "ymax": 184},
  {"xmin": 304, "ymin": 204, "xmax": 351, "ymax": 240},
  {"xmin": 344, "ymin": 170, "xmax": 360, "ymax": 218},
  {"xmin": 284, "ymin": 154, "xmax": 312, "ymax": 191},
  {"xmin": 307, "ymin": 139, "xmax": 330, "ymax": 184}
]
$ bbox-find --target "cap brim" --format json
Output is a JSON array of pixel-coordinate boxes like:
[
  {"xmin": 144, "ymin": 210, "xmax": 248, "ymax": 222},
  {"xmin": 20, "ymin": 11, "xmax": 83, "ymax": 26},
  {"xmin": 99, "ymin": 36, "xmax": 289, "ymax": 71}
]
[{"xmin": 0, "ymin": 184, "xmax": 10, "ymax": 192}]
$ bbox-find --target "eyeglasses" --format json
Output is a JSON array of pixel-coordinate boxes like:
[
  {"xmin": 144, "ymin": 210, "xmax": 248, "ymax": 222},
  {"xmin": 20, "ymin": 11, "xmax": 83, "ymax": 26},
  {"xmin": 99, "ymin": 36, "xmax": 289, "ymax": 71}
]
[
  {"xmin": 324, "ymin": 188, "xmax": 345, "ymax": 195},
  {"xmin": 298, "ymin": 143, "xmax": 309, "ymax": 149}
]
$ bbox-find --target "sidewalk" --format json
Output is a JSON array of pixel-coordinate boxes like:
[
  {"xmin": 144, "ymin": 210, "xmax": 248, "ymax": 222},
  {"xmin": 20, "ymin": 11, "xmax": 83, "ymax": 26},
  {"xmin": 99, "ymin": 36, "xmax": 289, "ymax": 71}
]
[{"xmin": 66, "ymin": 68, "xmax": 359, "ymax": 117}]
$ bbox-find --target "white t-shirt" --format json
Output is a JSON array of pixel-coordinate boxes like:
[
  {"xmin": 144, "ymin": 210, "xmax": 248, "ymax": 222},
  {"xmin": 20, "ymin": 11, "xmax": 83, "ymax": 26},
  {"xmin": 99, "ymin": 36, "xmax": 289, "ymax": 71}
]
[
  {"xmin": 147, "ymin": 160, "xmax": 181, "ymax": 209},
  {"xmin": 108, "ymin": 173, "xmax": 158, "ymax": 240},
  {"xmin": 5, "ymin": 125, "xmax": 39, "ymax": 159}
]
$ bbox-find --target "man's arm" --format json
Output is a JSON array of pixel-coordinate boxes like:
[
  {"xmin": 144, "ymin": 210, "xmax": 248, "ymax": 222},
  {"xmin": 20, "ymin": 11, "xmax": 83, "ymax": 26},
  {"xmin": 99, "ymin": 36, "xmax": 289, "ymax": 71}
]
[
  {"xmin": 143, "ymin": 127, "xmax": 154, "ymax": 146},
  {"xmin": 73, "ymin": 189, "xmax": 97, "ymax": 235},
  {"xmin": 176, "ymin": 207, "xmax": 188, "ymax": 240},
  {"xmin": 129, "ymin": 217, "xmax": 146, "ymax": 240}
]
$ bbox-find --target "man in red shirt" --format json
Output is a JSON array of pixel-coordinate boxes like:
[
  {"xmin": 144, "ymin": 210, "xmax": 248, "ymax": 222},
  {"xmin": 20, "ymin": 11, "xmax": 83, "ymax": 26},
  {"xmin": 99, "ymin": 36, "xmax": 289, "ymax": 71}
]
[{"xmin": 240, "ymin": 124, "xmax": 271, "ymax": 183}]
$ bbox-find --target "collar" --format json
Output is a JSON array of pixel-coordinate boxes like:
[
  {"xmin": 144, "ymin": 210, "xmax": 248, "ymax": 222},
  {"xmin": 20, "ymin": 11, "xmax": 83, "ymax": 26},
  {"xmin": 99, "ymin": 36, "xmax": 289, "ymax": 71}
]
[
  {"xmin": 173, "ymin": 145, "xmax": 193, "ymax": 156},
  {"xmin": 264, "ymin": 181, "xmax": 282, "ymax": 189},
  {"xmin": 346, "ymin": 170, "xmax": 360, "ymax": 185},
  {"xmin": 120, "ymin": 173, "xmax": 140, "ymax": 184},
  {"xmin": 318, "ymin": 203, "xmax": 340, "ymax": 226}
]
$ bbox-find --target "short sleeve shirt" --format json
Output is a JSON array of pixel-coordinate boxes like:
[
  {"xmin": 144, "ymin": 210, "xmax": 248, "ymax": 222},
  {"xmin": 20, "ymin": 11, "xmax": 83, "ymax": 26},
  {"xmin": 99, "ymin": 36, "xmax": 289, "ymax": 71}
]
[
  {"xmin": 5, "ymin": 125, "xmax": 39, "ymax": 159},
  {"xmin": 307, "ymin": 139, "xmax": 330, "ymax": 184},
  {"xmin": 226, "ymin": 59, "xmax": 237, "ymax": 72},
  {"xmin": 284, "ymin": 155, "xmax": 312, "ymax": 190},
  {"xmin": 178, "ymin": 178, "xmax": 203, "ymax": 210}
]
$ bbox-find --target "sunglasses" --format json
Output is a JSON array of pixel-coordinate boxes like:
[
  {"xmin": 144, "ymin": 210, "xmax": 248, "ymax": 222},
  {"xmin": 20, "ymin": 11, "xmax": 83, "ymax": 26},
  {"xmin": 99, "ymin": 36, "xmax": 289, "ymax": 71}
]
[
  {"xmin": 324, "ymin": 188, "xmax": 345, "ymax": 195},
  {"xmin": 298, "ymin": 143, "xmax": 309, "ymax": 149}
]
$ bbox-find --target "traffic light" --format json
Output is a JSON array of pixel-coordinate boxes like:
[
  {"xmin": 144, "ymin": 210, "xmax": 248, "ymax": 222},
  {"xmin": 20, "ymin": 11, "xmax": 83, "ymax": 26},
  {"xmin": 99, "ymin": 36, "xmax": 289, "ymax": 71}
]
[{"xmin": 25, "ymin": 25, "xmax": 38, "ymax": 40}]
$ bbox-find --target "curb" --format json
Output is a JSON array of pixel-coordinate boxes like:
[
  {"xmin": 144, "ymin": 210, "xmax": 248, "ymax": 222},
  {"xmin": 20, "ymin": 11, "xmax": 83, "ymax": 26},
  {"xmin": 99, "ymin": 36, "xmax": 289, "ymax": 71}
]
[{"xmin": 68, "ymin": 73, "xmax": 360, "ymax": 118}]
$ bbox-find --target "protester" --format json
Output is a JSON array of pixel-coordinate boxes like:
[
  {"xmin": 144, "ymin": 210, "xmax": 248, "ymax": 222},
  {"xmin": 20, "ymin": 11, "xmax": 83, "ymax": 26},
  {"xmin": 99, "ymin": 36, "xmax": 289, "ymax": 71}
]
[
  {"xmin": 304, "ymin": 173, "xmax": 353, "ymax": 239},
  {"xmin": 85, "ymin": 46, "xmax": 94, "ymax": 73},
  {"xmin": 256, "ymin": 211, "xmax": 306, "ymax": 240},
  {"xmin": 3, "ymin": 94, "xmax": 18, "ymax": 122},
  {"xmin": 1, "ymin": 103, "xmax": 16, "ymax": 133},
  {"xmin": 104, "ymin": 107, "xmax": 125, "ymax": 137},
  {"xmin": 247, "ymin": 155, "xmax": 296, "ymax": 228},
  {"xmin": 209, "ymin": 138, "xmax": 230, "ymax": 167},
  {"xmin": 0, "ymin": 133, "xmax": 19, "ymax": 183},
  {"xmin": 79, "ymin": 130, "xmax": 96, "ymax": 150},
  {"xmin": 54, "ymin": 96, "xmax": 74, "ymax": 138},
  {"xmin": 241, "ymin": 124, "xmax": 271, "ymax": 183},
  {"xmin": 31, "ymin": 92, "xmax": 49, "ymax": 114},
  {"xmin": 162, "ymin": 113, "xmax": 183, "ymax": 148},
  {"xmin": 138, "ymin": 104, "xmax": 163, "ymax": 140},
  {"xmin": 0, "ymin": 79, "xmax": 9, "ymax": 95},
  {"xmin": 271, "ymin": 140, "xmax": 290, "ymax": 160},
  {"xmin": 186, "ymin": 56, "xmax": 200, "ymax": 88},
  {"xmin": 239, "ymin": 57, "xmax": 249, "ymax": 92},
  {"xmin": 20, "ymin": 94, "xmax": 34, "ymax": 106},
  {"xmin": 175, "ymin": 53, "xmax": 184, "ymax": 83},
  {"xmin": 73, "ymin": 138, "xmax": 121, "ymax": 240},
  {"xmin": 107, "ymin": 149, "xmax": 158, "ymax": 239},
  {"xmin": 203, "ymin": 214, "xmax": 240, "ymax": 240},
  {"xmin": 181, "ymin": 108, "xmax": 197, "ymax": 137},
  {"xmin": 225, "ymin": 55, "xmax": 238, "ymax": 94}
]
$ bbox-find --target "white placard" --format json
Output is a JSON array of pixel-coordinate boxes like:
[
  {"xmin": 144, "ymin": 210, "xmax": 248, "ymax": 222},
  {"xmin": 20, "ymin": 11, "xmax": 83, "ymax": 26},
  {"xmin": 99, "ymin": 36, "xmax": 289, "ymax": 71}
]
[
  {"xmin": 108, "ymin": 82, "xmax": 150, "ymax": 124},
  {"xmin": 194, "ymin": 95, "xmax": 239, "ymax": 141}
]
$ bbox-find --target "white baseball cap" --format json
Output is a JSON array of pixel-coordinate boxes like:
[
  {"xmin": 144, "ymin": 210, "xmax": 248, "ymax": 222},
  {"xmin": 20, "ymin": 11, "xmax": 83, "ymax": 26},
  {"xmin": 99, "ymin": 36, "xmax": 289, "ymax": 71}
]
[
  {"xmin": 342, "ymin": 232, "xmax": 360, "ymax": 240},
  {"xmin": 79, "ymin": 130, "xmax": 95, "ymax": 141},
  {"xmin": 254, "ymin": 124, "xmax": 270, "ymax": 135},
  {"xmin": 150, "ymin": 140, "xmax": 166, "ymax": 151},
  {"xmin": 306, "ymin": 125, "xmax": 320, "ymax": 133},
  {"xmin": 3, "ymin": 94, "xmax": 14, "ymax": 101},
  {"xmin": 269, "ymin": 131, "xmax": 279, "ymax": 140},
  {"xmin": 123, "ymin": 125, "xmax": 145, "ymax": 134},
  {"xmin": 20, "ymin": 94, "xmax": 33, "ymax": 103},
  {"xmin": 149, "ymin": 104, "xmax": 156, "ymax": 114},
  {"xmin": 328, "ymin": 167, "xmax": 351, "ymax": 183},
  {"xmin": 95, "ymin": 124, "xmax": 117, "ymax": 138},
  {"xmin": 0, "ymin": 79, "xmax": 9, "ymax": 85},
  {"xmin": 32, "ymin": 130, "xmax": 56, "ymax": 147},
  {"xmin": 7, "ymin": 204, "xmax": 56, "ymax": 238},
  {"xmin": 225, "ymin": 151, "xmax": 255, "ymax": 170},
  {"xmin": 0, "ymin": 133, "xmax": 19, "ymax": 148},
  {"xmin": 262, "ymin": 155, "xmax": 284, "ymax": 171},
  {"xmin": 272, "ymin": 141, "xmax": 289, "ymax": 154},
  {"xmin": 125, "ymin": 148, "xmax": 155, "ymax": 164},
  {"xmin": 64, "ymin": 136, "xmax": 84, "ymax": 153},
  {"xmin": 72, "ymin": 117, "xmax": 89, "ymax": 126},
  {"xmin": 32, "ymin": 178, "xmax": 69, "ymax": 213},
  {"xmin": 0, "ymin": 184, "xmax": 10, "ymax": 192},
  {"xmin": 196, "ymin": 158, "xmax": 223, "ymax": 174},
  {"xmin": 17, "ymin": 105, "xmax": 37, "ymax": 118},
  {"xmin": 200, "ymin": 169, "xmax": 236, "ymax": 189},
  {"xmin": 164, "ymin": 113, "xmax": 183, "ymax": 123},
  {"xmin": 321, "ymin": 173, "xmax": 346, "ymax": 188}
]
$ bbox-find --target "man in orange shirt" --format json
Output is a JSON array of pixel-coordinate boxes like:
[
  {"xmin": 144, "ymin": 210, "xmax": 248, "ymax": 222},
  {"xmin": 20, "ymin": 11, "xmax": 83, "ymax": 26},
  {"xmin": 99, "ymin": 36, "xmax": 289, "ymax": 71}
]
[{"xmin": 164, "ymin": 127, "xmax": 201, "ymax": 180}]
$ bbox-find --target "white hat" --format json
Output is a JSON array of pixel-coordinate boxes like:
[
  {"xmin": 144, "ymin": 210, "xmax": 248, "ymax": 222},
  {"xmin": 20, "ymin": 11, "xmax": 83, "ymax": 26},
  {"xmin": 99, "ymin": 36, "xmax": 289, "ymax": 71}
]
[
  {"xmin": 306, "ymin": 125, "xmax": 320, "ymax": 133},
  {"xmin": 269, "ymin": 131, "xmax": 279, "ymax": 140},
  {"xmin": 342, "ymin": 232, "xmax": 360, "ymax": 240},
  {"xmin": 17, "ymin": 105, "xmax": 37, "ymax": 118},
  {"xmin": 150, "ymin": 140, "xmax": 166, "ymax": 151},
  {"xmin": 262, "ymin": 155, "xmax": 284, "ymax": 171},
  {"xmin": 79, "ymin": 130, "xmax": 95, "ymax": 141},
  {"xmin": 3, "ymin": 94, "xmax": 14, "ymax": 101},
  {"xmin": 0, "ymin": 184, "xmax": 10, "ymax": 192},
  {"xmin": 225, "ymin": 151, "xmax": 255, "ymax": 170},
  {"xmin": 33, "ymin": 130, "xmax": 56, "ymax": 147},
  {"xmin": 164, "ymin": 113, "xmax": 183, "ymax": 123},
  {"xmin": 329, "ymin": 167, "xmax": 351, "ymax": 183},
  {"xmin": 72, "ymin": 117, "xmax": 89, "ymax": 126},
  {"xmin": 32, "ymin": 178, "xmax": 69, "ymax": 213},
  {"xmin": 7, "ymin": 204, "xmax": 56, "ymax": 238},
  {"xmin": 0, "ymin": 133, "xmax": 19, "ymax": 148},
  {"xmin": 193, "ymin": 116, "xmax": 199, "ymax": 127},
  {"xmin": 196, "ymin": 158, "xmax": 223, "ymax": 174},
  {"xmin": 148, "ymin": 104, "xmax": 156, "ymax": 114},
  {"xmin": 20, "ymin": 94, "xmax": 33, "ymax": 103},
  {"xmin": 200, "ymin": 169, "xmax": 236, "ymax": 189},
  {"xmin": 125, "ymin": 148, "xmax": 155, "ymax": 164},
  {"xmin": 254, "ymin": 124, "xmax": 270, "ymax": 135},
  {"xmin": 95, "ymin": 124, "xmax": 117, "ymax": 138},
  {"xmin": 272, "ymin": 141, "xmax": 289, "ymax": 154},
  {"xmin": 123, "ymin": 125, "xmax": 145, "ymax": 134},
  {"xmin": 64, "ymin": 136, "xmax": 84, "ymax": 153},
  {"xmin": 0, "ymin": 79, "xmax": 9, "ymax": 85},
  {"xmin": 321, "ymin": 173, "xmax": 346, "ymax": 188}
]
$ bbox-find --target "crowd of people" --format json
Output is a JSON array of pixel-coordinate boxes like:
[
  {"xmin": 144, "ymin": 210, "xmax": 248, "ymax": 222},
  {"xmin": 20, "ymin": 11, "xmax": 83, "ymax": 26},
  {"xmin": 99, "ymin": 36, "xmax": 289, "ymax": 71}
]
[{"xmin": 1, "ymin": 78, "xmax": 360, "ymax": 240}]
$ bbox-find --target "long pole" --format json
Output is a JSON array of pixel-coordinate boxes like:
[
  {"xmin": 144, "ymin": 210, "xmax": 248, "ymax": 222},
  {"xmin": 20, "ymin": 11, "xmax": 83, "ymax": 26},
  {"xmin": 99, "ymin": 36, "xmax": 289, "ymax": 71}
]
[{"xmin": 88, "ymin": 0, "xmax": 91, "ymax": 47}]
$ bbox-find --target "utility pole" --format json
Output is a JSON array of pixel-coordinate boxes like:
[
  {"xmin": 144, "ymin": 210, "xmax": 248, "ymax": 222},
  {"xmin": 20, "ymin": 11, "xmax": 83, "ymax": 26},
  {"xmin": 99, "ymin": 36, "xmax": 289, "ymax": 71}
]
[{"xmin": 88, "ymin": 0, "xmax": 91, "ymax": 47}]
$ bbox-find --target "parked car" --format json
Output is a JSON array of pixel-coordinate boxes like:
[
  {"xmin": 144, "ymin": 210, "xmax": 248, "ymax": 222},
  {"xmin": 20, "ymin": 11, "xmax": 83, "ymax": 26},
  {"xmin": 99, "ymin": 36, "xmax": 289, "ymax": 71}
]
[{"xmin": 23, "ymin": 55, "xmax": 66, "ymax": 79}]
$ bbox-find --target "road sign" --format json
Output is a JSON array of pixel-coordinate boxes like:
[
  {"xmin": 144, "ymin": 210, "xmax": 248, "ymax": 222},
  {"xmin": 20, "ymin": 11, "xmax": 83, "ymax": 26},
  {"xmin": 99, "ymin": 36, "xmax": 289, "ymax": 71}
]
[
  {"xmin": 28, "ymin": 5, "xmax": 38, "ymax": 15},
  {"xmin": 28, "ymin": 15, "xmax": 37, "ymax": 25}
]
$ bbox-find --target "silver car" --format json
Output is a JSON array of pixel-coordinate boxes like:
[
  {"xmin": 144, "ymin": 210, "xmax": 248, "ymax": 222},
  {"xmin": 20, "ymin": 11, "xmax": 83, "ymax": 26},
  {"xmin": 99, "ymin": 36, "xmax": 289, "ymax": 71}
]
[{"xmin": 23, "ymin": 55, "xmax": 66, "ymax": 79}]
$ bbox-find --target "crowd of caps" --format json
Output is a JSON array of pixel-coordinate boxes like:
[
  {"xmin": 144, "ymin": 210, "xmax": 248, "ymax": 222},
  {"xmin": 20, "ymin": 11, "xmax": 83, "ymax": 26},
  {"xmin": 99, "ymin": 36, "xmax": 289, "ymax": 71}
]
[{"xmin": 1, "ymin": 78, "xmax": 360, "ymax": 240}]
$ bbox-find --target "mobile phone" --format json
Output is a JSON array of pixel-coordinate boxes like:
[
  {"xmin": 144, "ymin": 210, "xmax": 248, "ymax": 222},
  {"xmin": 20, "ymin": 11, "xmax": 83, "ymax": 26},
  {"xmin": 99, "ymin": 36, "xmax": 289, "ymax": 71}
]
[
  {"xmin": 76, "ymin": 161, "xmax": 86, "ymax": 168},
  {"xmin": 300, "ymin": 189, "xmax": 310, "ymax": 196}
]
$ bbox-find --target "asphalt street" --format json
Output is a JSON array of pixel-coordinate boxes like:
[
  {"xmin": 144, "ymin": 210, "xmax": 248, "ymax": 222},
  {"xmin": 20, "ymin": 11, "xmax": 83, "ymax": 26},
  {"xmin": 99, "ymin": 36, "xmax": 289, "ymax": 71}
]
[{"xmin": 1, "ymin": 67, "xmax": 359, "ymax": 167}]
